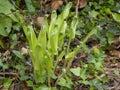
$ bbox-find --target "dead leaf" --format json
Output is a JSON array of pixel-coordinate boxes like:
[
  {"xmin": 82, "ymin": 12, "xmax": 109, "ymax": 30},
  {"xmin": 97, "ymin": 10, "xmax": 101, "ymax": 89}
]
[
  {"xmin": 114, "ymin": 37, "xmax": 120, "ymax": 45},
  {"xmin": 35, "ymin": 17, "xmax": 44, "ymax": 27},
  {"xmin": 65, "ymin": 0, "xmax": 68, "ymax": 3},
  {"xmin": 3, "ymin": 50, "xmax": 10, "ymax": 56},
  {"xmin": 37, "ymin": 0, "xmax": 43, "ymax": 4},
  {"xmin": 0, "ymin": 79, "xmax": 3, "ymax": 85},
  {"xmin": 22, "ymin": 81, "xmax": 29, "ymax": 90},
  {"xmin": 51, "ymin": 0, "xmax": 63, "ymax": 10},
  {"xmin": 1, "ymin": 88, "xmax": 8, "ymax": 90},
  {"xmin": 21, "ymin": 47, "xmax": 28, "ymax": 55},
  {"xmin": 110, "ymin": 50, "xmax": 120, "ymax": 58},
  {"xmin": 74, "ymin": 0, "xmax": 87, "ymax": 8}
]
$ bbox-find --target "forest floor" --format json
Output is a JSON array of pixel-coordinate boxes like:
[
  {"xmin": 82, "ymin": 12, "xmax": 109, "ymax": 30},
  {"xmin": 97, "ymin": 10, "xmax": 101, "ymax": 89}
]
[{"xmin": 0, "ymin": 0, "xmax": 120, "ymax": 90}]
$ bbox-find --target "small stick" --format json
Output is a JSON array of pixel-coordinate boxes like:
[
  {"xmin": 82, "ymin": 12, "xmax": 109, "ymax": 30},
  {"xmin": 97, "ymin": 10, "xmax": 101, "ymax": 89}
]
[
  {"xmin": 76, "ymin": 0, "xmax": 79, "ymax": 17},
  {"xmin": 0, "ymin": 72, "xmax": 19, "ymax": 78},
  {"xmin": 0, "ymin": 72, "xmax": 18, "ymax": 75}
]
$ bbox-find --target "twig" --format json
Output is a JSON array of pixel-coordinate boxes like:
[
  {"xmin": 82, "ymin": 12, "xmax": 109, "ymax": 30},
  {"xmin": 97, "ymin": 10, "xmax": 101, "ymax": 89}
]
[
  {"xmin": 0, "ymin": 72, "xmax": 19, "ymax": 78},
  {"xmin": 76, "ymin": 0, "xmax": 79, "ymax": 17},
  {"xmin": 48, "ymin": 74, "xmax": 51, "ymax": 87},
  {"xmin": 0, "ymin": 72, "xmax": 18, "ymax": 75}
]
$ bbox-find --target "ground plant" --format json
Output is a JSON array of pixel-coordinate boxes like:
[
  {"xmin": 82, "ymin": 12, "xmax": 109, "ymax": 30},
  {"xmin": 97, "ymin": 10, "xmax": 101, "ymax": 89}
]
[{"xmin": 0, "ymin": 0, "xmax": 120, "ymax": 90}]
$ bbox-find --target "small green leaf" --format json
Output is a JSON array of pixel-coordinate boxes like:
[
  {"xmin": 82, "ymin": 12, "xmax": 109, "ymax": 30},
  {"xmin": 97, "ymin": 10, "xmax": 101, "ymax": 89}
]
[
  {"xmin": 27, "ymin": 80, "xmax": 34, "ymax": 87},
  {"xmin": 112, "ymin": 3, "xmax": 120, "ymax": 13},
  {"xmin": 0, "ymin": 0, "xmax": 17, "ymax": 21},
  {"xmin": 100, "ymin": 38, "xmax": 107, "ymax": 47},
  {"xmin": 0, "ymin": 0, "xmax": 14, "ymax": 14},
  {"xmin": 112, "ymin": 13, "xmax": 120, "ymax": 23},
  {"xmin": 93, "ymin": 47, "xmax": 100, "ymax": 57},
  {"xmin": 101, "ymin": 77, "xmax": 108, "ymax": 83},
  {"xmin": 89, "ymin": 10, "xmax": 99, "ymax": 18},
  {"xmin": 104, "ymin": 8, "xmax": 111, "ymax": 15},
  {"xmin": 3, "ymin": 78, "xmax": 12, "ymax": 89},
  {"xmin": 57, "ymin": 78, "xmax": 66, "ymax": 87},
  {"xmin": 114, "ymin": 70, "xmax": 119, "ymax": 76},
  {"xmin": 65, "ymin": 51, "xmax": 75, "ymax": 61},
  {"xmin": 0, "ymin": 16, "xmax": 12, "ymax": 36},
  {"xmin": 57, "ymin": 77, "xmax": 72, "ymax": 88},
  {"xmin": 106, "ymin": 32, "xmax": 114, "ymax": 44},
  {"xmin": 0, "ymin": 61, "xmax": 9, "ymax": 70},
  {"xmin": 25, "ymin": 0, "xmax": 36, "ymax": 14},
  {"xmin": 80, "ymin": 80, "xmax": 90, "ymax": 85},
  {"xmin": 36, "ymin": 85, "xmax": 53, "ymax": 90},
  {"xmin": 80, "ymin": 69, "xmax": 87, "ymax": 80},
  {"xmin": 12, "ymin": 50, "xmax": 25, "ymax": 60},
  {"xmin": 70, "ymin": 67, "xmax": 80, "ymax": 76}
]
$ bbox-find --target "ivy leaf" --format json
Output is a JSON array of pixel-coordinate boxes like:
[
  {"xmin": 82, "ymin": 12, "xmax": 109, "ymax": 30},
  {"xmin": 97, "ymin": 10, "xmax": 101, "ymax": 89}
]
[
  {"xmin": 112, "ymin": 3, "xmax": 120, "ymax": 13},
  {"xmin": 0, "ymin": 16, "xmax": 12, "ymax": 36},
  {"xmin": 27, "ymin": 80, "xmax": 34, "ymax": 87},
  {"xmin": 25, "ymin": 0, "xmax": 36, "ymax": 14},
  {"xmin": 57, "ymin": 77, "xmax": 72, "ymax": 88},
  {"xmin": 112, "ymin": 13, "xmax": 120, "ymax": 23},
  {"xmin": 89, "ymin": 10, "xmax": 99, "ymax": 18},
  {"xmin": 0, "ymin": 0, "xmax": 17, "ymax": 21},
  {"xmin": 57, "ymin": 78, "xmax": 66, "ymax": 87},
  {"xmin": 70, "ymin": 67, "xmax": 80, "ymax": 76},
  {"xmin": 0, "ymin": 0, "xmax": 14, "ymax": 14},
  {"xmin": 12, "ymin": 50, "xmax": 25, "ymax": 60},
  {"xmin": 106, "ymin": 32, "xmax": 114, "ymax": 44},
  {"xmin": 3, "ymin": 78, "xmax": 12, "ymax": 89}
]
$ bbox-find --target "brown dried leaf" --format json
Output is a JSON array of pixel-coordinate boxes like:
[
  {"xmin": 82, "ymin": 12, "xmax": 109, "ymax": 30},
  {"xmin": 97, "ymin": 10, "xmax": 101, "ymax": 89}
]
[
  {"xmin": 37, "ymin": 0, "xmax": 43, "ymax": 4},
  {"xmin": 51, "ymin": 0, "xmax": 63, "ymax": 10},
  {"xmin": 65, "ymin": 0, "xmax": 68, "ymax": 3},
  {"xmin": 21, "ymin": 47, "xmax": 29, "ymax": 55},
  {"xmin": 35, "ymin": 17, "xmax": 44, "ymax": 27},
  {"xmin": 1, "ymin": 88, "xmax": 8, "ymax": 90},
  {"xmin": 114, "ymin": 37, "xmax": 120, "ymax": 45},
  {"xmin": 22, "ymin": 81, "xmax": 29, "ymax": 90},
  {"xmin": 0, "ymin": 79, "xmax": 3, "ymax": 85},
  {"xmin": 74, "ymin": 0, "xmax": 87, "ymax": 8},
  {"xmin": 110, "ymin": 50, "xmax": 120, "ymax": 58},
  {"xmin": 3, "ymin": 50, "xmax": 10, "ymax": 56}
]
